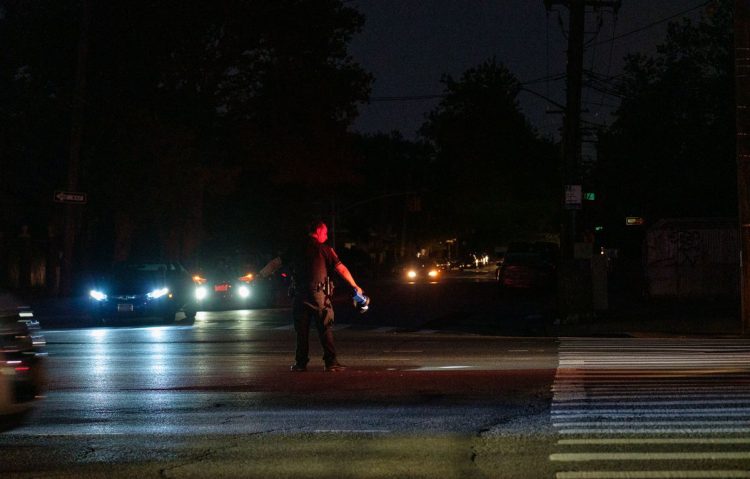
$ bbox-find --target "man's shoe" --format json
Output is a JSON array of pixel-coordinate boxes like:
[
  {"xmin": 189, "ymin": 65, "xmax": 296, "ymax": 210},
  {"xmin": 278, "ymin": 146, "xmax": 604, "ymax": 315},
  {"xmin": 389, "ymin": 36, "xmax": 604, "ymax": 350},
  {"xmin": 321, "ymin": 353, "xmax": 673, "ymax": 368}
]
[
  {"xmin": 290, "ymin": 363, "xmax": 307, "ymax": 372},
  {"xmin": 324, "ymin": 362, "xmax": 346, "ymax": 372}
]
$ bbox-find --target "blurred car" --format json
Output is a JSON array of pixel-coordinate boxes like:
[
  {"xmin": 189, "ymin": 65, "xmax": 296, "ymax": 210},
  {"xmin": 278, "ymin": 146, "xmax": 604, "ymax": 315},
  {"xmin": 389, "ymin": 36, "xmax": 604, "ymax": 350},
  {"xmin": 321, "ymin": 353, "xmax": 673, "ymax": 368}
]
[
  {"xmin": 401, "ymin": 261, "xmax": 442, "ymax": 283},
  {"xmin": 87, "ymin": 261, "xmax": 197, "ymax": 324},
  {"xmin": 0, "ymin": 290, "xmax": 46, "ymax": 431},
  {"xmin": 496, "ymin": 244, "xmax": 557, "ymax": 290},
  {"xmin": 191, "ymin": 261, "xmax": 274, "ymax": 310}
]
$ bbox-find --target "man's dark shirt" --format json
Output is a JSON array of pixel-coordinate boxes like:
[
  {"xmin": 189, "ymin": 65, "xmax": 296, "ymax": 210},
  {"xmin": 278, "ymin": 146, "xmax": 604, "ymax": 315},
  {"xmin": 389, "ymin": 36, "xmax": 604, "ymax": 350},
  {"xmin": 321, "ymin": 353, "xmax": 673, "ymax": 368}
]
[{"xmin": 283, "ymin": 237, "xmax": 341, "ymax": 296}]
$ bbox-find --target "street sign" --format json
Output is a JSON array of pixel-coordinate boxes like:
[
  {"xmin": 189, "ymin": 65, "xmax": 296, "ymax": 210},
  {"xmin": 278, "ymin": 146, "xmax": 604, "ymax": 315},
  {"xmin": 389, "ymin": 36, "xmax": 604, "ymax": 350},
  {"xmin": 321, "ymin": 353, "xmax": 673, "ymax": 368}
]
[
  {"xmin": 625, "ymin": 216, "xmax": 644, "ymax": 226},
  {"xmin": 53, "ymin": 190, "xmax": 87, "ymax": 204},
  {"xmin": 564, "ymin": 184, "xmax": 582, "ymax": 210}
]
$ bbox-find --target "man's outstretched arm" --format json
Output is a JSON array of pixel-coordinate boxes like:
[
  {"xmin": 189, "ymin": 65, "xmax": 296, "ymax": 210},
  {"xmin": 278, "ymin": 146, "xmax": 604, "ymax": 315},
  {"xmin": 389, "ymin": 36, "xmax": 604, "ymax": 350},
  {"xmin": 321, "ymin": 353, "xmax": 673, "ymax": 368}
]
[{"xmin": 335, "ymin": 263, "xmax": 362, "ymax": 295}]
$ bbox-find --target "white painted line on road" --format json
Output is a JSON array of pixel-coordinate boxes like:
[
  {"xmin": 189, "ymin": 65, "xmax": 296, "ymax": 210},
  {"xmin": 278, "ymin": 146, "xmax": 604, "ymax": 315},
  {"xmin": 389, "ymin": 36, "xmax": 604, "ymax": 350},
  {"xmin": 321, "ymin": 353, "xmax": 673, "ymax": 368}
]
[
  {"xmin": 552, "ymin": 407, "xmax": 750, "ymax": 414},
  {"xmin": 553, "ymin": 392, "xmax": 750, "ymax": 400},
  {"xmin": 558, "ymin": 438, "xmax": 750, "ymax": 445},
  {"xmin": 556, "ymin": 471, "xmax": 750, "ymax": 479},
  {"xmin": 312, "ymin": 429, "xmax": 390, "ymax": 434},
  {"xmin": 552, "ymin": 411, "xmax": 750, "ymax": 418},
  {"xmin": 410, "ymin": 365, "xmax": 473, "ymax": 371},
  {"xmin": 553, "ymin": 399, "xmax": 750, "ymax": 407},
  {"xmin": 559, "ymin": 427, "xmax": 750, "ymax": 434},
  {"xmin": 362, "ymin": 357, "xmax": 414, "ymax": 361},
  {"xmin": 552, "ymin": 396, "xmax": 750, "ymax": 404},
  {"xmin": 557, "ymin": 360, "xmax": 750, "ymax": 365},
  {"xmin": 273, "ymin": 325, "xmax": 294, "ymax": 330},
  {"xmin": 553, "ymin": 420, "xmax": 750, "ymax": 427},
  {"xmin": 555, "ymin": 371, "xmax": 750, "ymax": 378},
  {"xmin": 550, "ymin": 452, "xmax": 750, "ymax": 461}
]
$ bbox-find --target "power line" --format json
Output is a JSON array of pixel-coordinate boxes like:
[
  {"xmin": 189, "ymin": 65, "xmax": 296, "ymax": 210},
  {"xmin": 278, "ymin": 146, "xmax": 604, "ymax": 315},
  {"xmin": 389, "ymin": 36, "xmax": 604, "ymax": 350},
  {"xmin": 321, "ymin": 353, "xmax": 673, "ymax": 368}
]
[
  {"xmin": 588, "ymin": 0, "xmax": 710, "ymax": 48},
  {"xmin": 369, "ymin": 72, "xmax": 568, "ymax": 103}
]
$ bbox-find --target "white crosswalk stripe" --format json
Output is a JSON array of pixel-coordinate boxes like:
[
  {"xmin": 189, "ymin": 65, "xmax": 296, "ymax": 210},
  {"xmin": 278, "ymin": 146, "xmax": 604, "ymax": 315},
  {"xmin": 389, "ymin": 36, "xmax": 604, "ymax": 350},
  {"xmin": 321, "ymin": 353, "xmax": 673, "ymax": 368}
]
[{"xmin": 550, "ymin": 337, "xmax": 750, "ymax": 478}]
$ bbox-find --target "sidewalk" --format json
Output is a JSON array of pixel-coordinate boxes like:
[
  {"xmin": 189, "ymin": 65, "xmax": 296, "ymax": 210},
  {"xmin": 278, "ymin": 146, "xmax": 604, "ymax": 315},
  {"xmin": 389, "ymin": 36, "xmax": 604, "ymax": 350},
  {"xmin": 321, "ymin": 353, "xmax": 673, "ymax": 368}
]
[{"xmin": 557, "ymin": 295, "xmax": 743, "ymax": 338}]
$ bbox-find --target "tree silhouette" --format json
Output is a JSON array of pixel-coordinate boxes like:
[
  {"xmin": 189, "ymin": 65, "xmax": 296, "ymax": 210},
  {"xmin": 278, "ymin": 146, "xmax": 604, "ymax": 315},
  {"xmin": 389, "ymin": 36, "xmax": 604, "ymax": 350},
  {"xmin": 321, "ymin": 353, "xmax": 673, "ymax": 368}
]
[
  {"xmin": 419, "ymin": 59, "xmax": 559, "ymax": 247},
  {"xmin": 595, "ymin": 0, "xmax": 734, "ymax": 231}
]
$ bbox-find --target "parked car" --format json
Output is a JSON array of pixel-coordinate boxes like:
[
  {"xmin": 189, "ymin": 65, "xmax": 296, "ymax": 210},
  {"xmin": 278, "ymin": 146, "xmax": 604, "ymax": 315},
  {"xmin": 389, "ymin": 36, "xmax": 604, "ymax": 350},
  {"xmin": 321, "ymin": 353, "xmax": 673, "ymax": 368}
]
[
  {"xmin": 496, "ymin": 242, "xmax": 559, "ymax": 290},
  {"xmin": 0, "ymin": 290, "xmax": 46, "ymax": 431},
  {"xmin": 87, "ymin": 261, "xmax": 197, "ymax": 325}
]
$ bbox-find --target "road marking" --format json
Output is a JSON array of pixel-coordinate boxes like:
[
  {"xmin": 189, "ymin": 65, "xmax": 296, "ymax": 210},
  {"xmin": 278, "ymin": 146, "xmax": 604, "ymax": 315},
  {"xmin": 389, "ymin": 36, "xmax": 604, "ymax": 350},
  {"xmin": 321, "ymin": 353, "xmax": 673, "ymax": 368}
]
[
  {"xmin": 551, "ymin": 338, "xmax": 750, "ymax": 478},
  {"xmin": 312, "ymin": 429, "xmax": 390, "ymax": 434},
  {"xmin": 553, "ymin": 420, "xmax": 750, "ymax": 427},
  {"xmin": 556, "ymin": 471, "xmax": 750, "ymax": 478},
  {"xmin": 559, "ymin": 438, "xmax": 750, "ymax": 445},
  {"xmin": 559, "ymin": 427, "xmax": 750, "ymax": 434},
  {"xmin": 553, "ymin": 399, "xmax": 750, "ymax": 407},
  {"xmin": 551, "ymin": 452, "xmax": 750, "ymax": 461},
  {"xmin": 553, "ymin": 410, "xmax": 750, "ymax": 418},
  {"xmin": 409, "ymin": 365, "xmax": 473, "ymax": 371}
]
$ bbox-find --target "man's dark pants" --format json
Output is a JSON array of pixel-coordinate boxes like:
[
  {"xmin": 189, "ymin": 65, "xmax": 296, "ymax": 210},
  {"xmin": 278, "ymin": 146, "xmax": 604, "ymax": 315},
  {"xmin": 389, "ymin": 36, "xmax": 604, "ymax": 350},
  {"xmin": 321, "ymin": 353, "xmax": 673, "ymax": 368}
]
[{"xmin": 292, "ymin": 291, "xmax": 336, "ymax": 366}]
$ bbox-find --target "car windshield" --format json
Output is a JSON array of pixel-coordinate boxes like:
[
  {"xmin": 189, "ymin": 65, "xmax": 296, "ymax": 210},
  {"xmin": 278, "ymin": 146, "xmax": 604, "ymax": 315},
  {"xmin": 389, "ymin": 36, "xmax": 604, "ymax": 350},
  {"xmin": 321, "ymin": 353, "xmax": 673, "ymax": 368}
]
[{"xmin": 109, "ymin": 263, "xmax": 173, "ymax": 290}]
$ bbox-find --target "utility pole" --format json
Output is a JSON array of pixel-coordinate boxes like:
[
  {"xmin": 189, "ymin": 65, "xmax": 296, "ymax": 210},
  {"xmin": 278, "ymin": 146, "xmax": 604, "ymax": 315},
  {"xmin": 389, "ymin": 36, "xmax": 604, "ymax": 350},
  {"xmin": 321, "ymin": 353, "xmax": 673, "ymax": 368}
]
[
  {"xmin": 61, "ymin": 0, "xmax": 89, "ymax": 296},
  {"xmin": 736, "ymin": 0, "xmax": 750, "ymax": 334},
  {"xmin": 545, "ymin": 0, "xmax": 620, "ymax": 319}
]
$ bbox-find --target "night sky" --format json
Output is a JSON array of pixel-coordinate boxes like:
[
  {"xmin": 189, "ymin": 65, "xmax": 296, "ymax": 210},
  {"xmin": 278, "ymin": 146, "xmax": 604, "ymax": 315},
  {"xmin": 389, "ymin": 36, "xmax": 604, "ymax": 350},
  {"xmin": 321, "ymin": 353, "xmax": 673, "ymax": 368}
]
[{"xmin": 348, "ymin": 0, "xmax": 706, "ymax": 141}]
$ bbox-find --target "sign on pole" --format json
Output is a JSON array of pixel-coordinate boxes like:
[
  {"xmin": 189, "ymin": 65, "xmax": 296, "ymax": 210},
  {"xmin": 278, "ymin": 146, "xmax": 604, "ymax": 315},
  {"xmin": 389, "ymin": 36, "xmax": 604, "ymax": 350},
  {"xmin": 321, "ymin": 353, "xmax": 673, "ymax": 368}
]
[
  {"xmin": 53, "ymin": 190, "xmax": 87, "ymax": 204},
  {"xmin": 564, "ymin": 184, "xmax": 582, "ymax": 210},
  {"xmin": 625, "ymin": 216, "xmax": 644, "ymax": 226}
]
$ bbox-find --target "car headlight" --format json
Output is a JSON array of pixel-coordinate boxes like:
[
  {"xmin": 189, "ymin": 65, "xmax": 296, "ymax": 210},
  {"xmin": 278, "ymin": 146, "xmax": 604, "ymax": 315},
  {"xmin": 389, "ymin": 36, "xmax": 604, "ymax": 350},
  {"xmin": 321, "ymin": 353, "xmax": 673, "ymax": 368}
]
[
  {"xmin": 195, "ymin": 286, "xmax": 208, "ymax": 300},
  {"xmin": 428, "ymin": 269, "xmax": 439, "ymax": 278},
  {"xmin": 147, "ymin": 287, "xmax": 170, "ymax": 299},
  {"xmin": 89, "ymin": 290, "xmax": 107, "ymax": 301},
  {"xmin": 407, "ymin": 270, "xmax": 417, "ymax": 279},
  {"xmin": 237, "ymin": 285, "xmax": 251, "ymax": 298}
]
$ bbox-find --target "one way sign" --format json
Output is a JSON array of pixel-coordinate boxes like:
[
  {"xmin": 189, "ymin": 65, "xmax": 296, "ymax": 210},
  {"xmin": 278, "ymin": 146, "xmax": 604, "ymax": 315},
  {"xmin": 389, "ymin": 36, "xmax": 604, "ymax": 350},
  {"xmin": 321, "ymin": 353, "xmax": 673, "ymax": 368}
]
[{"xmin": 53, "ymin": 190, "xmax": 87, "ymax": 204}]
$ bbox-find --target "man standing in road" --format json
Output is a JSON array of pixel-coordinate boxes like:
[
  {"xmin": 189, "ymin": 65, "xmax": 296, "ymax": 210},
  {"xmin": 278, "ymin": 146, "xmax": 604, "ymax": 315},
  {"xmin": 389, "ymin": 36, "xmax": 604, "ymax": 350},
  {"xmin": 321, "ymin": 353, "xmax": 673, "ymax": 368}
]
[{"xmin": 259, "ymin": 220, "xmax": 363, "ymax": 372}]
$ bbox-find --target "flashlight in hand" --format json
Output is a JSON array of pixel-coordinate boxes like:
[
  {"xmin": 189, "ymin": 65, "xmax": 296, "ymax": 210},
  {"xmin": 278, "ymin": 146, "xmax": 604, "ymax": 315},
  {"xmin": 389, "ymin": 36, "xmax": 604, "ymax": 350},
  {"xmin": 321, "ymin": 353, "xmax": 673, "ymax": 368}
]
[{"xmin": 352, "ymin": 289, "xmax": 370, "ymax": 313}]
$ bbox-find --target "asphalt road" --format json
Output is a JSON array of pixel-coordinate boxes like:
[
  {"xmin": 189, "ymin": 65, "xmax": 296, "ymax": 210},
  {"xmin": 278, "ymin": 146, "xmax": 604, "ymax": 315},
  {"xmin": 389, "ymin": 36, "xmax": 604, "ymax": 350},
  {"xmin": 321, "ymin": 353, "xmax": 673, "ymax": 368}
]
[{"xmin": 3, "ymin": 273, "xmax": 750, "ymax": 478}]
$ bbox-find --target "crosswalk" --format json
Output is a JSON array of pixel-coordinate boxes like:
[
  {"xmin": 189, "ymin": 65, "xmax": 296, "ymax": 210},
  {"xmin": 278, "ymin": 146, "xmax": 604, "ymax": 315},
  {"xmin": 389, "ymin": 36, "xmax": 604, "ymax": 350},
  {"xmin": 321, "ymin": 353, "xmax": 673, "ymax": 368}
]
[{"xmin": 551, "ymin": 337, "xmax": 750, "ymax": 478}]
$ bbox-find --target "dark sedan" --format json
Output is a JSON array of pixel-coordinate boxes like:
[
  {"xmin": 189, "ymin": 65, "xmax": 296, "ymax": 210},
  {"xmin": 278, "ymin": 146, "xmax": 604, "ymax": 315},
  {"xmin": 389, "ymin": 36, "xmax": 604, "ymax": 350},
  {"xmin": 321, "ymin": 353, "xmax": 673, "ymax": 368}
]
[
  {"xmin": 87, "ymin": 262, "xmax": 197, "ymax": 325},
  {"xmin": 496, "ymin": 251, "xmax": 556, "ymax": 290}
]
